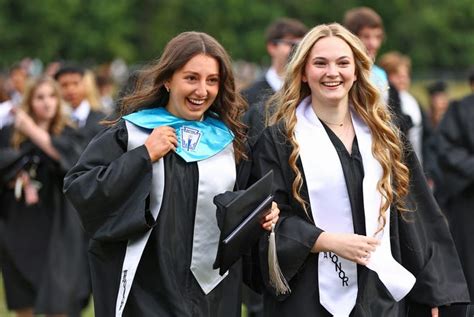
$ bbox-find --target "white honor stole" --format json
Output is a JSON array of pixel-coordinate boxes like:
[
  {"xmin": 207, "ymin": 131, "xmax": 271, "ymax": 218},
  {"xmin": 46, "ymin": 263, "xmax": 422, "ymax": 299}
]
[
  {"xmin": 115, "ymin": 121, "xmax": 236, "ymax": 317},
  {"xmin": 294, "ymin": 97, "xmax": 416, "ymax": 316}
]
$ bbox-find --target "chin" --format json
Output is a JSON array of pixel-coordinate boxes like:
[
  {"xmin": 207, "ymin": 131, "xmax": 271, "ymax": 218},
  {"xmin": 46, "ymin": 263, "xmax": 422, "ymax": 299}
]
[{"xmin": 184, "ymin": 113, "xmax": 204, "ymax": 121}]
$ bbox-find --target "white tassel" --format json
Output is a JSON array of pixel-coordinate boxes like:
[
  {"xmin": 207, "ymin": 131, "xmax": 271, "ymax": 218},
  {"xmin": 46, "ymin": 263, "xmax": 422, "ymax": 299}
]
[
  {"xmin": 268, "ymin": 223, "xmax": 291, "ymax": 295},
  {"xmin": 14, "ymin": 176, "xmax": 23, "ymax": 201}
]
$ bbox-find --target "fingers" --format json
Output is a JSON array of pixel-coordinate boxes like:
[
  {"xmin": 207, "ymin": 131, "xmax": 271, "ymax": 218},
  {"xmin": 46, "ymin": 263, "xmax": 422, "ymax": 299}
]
[
  {"xmin": 262, "ymin": 202, "xmax": 280, "ymax": 231},
  {"xmin": 264, "ymin": 202, "xmax": 279, "ymax": 222},
  {"xmin": 145, "ymin": 126, "xmax": 178, "ymax": 161},
  {"xmin": 160, "ymin": 127, "xmax": 178, "ymax": 149},
  {"xmin": 354, "ymin": 235, "xmax": 380, "ymax": 265},
  {"xmin": 365, "ymin": 236, "xmax": 380, "ymax": 246},
  {"xmin": 431, "ymin": 307, "xmax": 439, "ymax": 317}
]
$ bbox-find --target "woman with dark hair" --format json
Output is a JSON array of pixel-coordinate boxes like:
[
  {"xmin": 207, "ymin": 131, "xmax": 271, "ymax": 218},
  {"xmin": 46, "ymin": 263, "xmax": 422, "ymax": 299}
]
[
  {"xmin": 64, "ymin": 31, "xmax": 279, "ymax": 317},
  {"xmin": 252, "ymin": 23, "xmax": 469, "ymax": 316},
  {"xmin": 0, "ymin": 76, "xmax": 86, "ymax": 316}
]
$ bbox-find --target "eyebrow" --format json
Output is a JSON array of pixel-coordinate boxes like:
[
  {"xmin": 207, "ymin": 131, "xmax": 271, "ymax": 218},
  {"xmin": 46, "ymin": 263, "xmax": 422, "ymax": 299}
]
[
  {"xmin": 311, "ymin": 56, "xmax": 351, "ymax": 62},
  {"xmin": 182, "ymin": 70, "xmax": 219, "ymax": 77}
]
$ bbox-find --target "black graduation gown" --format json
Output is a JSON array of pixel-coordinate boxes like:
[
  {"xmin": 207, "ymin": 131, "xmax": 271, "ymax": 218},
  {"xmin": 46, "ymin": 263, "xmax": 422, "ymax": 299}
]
[
  {"xmin": 64, "ymin": 120, "xmax": 251, "ymax": 317},
  {"xmin": 243, "ymin": 101, "xmax": 268, "ymax": 147},
  {"xmin": 387, "ymin": 83, "xmax": 413, "ymax": 137},
  {"xmin": 79, "ymin": 109, "xmax": 106, "ymax": 146},
  {"xmin": 436, "ymin": 94, "xmax": 474, "ymax": 305},
  {"xmin": 251, "ymin": 123, "xmax": 469, "ymax": 317},
  {"xmin": 74, "ymin": 108, "xmax": 107, "ymax": 311},
  {"xmin": 0, "ymin": 125, "xmax": 88, "ymax": 314},
  {"xmin": 241, "ymin": 77, "xmax": 274, "ymax": 109},
  {"xmin": 242, "ymin": 78, "xmax": 275, "ymax": 147}
]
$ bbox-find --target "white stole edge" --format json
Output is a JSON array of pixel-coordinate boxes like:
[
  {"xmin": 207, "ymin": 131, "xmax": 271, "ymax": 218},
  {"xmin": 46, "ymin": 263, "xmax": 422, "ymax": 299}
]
[
  {"xmin": 115, "ymin": 121, "xmax": 165, "ymax": 317},
  {"xmin": 352, "ymin": 111, "xmax": 416, "ymax": 301}
]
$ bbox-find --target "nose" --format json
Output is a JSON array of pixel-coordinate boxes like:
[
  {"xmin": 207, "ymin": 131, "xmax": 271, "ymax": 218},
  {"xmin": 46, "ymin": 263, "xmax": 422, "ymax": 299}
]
[
  {"xmin": 195, "ymin": 80, "xmax": 208, "ymax": 98},
  {"xmin": 45, "ymin": 96, "xmax": 56, "ymax": 108},
  {"xmin": 326, "ymin": 63, "xmax": 338, "ymax": 76}
]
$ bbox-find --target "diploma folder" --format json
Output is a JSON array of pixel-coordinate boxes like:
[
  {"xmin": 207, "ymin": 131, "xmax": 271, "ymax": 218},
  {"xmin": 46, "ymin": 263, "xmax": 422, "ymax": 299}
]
[{"xmin": 213, "ymin": 170, "xmax": 274, "ymax": 275}]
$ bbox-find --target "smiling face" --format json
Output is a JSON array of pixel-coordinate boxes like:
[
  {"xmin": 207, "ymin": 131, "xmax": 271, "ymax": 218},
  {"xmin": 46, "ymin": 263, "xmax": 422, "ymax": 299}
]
[
  {"xmin": 302, "ymin": 36, "xmax": 357, "ymax": 109},
  {"xmin": 31, "ymin": 83, "xmax": 59, "ymax": 123},
  {"xmin": 165, "ymin": 54, "xmax": 220, "ymax": 121}
]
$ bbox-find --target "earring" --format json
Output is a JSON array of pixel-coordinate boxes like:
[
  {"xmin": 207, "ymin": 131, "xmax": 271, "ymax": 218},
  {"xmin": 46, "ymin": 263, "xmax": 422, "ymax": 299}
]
[{"xmin": 164, "ymin": 85, "xmax": 170, "ymax": 92}]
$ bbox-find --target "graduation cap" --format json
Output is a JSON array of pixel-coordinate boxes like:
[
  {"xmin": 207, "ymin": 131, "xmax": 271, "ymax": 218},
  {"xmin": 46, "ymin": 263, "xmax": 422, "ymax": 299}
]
[
  {"xmin": 213, "ymin": 170, "xmax": 291, "ymax": 295},
  {"xmin": 213, "ymin": 170, "xmax": 274, "ymax": 275}
]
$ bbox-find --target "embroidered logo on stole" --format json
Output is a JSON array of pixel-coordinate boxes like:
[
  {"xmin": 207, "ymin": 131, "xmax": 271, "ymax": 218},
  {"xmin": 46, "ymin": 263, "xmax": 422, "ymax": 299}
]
[{"xmin": 181, "ymin": 126, "xmax": 202, "ymax": 151}]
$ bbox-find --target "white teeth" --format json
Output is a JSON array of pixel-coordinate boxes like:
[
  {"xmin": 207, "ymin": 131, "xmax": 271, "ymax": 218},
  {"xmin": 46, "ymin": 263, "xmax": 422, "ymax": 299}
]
[
  {"xmin": 188, "ymin": 98, "xmax": 205, "ymax": 105},
  {"xmin": 322, "ymin": 82, "xmax": 342, "ymax": 87}
]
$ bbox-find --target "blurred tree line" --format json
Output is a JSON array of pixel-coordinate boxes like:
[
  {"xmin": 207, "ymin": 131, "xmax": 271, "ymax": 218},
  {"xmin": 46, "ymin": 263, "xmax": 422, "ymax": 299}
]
[{"xmin": 0, "ymin": 0, "xmax": 473, "ymax": 71}]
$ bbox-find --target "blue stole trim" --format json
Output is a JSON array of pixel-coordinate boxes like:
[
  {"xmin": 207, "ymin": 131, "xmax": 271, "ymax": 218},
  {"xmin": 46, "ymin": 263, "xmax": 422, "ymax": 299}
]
[{"xmin": 123, "ymin": 107, "xmax": 234, "ymax": 162}]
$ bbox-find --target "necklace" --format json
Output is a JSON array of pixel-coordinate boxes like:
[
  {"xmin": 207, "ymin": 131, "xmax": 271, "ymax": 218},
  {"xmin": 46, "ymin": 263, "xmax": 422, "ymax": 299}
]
[{"xmin": 319, "ymin": 118, "xmax": 344, "ymax": 127}]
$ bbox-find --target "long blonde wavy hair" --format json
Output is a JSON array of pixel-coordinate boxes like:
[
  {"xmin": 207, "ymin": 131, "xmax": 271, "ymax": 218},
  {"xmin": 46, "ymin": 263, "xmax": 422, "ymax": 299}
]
[
  {"xmin": 11, "ymin": 76, "xmax": 69, "ymax": 149},
  {"xmin": 269, "ymin": 23, "xmax": 409, "ymax": 231}
]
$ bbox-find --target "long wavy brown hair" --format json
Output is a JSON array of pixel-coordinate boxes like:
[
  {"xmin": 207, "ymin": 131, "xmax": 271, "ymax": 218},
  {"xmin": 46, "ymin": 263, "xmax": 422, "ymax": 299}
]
[
  {"xmin": 11, "ymin": 76, "xmax": 68, "ymax": 149},
  {"xmin": 116, "ymin": 31, "xmax": 247, "ymax": 162},
  {"xmin": 269, "ymin": 23, "xmax": 409, "ymax": 232}
]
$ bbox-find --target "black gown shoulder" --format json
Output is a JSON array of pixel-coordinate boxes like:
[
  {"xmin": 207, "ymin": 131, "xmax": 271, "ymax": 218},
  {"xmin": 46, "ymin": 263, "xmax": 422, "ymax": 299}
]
[{"xmin": 64, "ymin": 120, "xmax": 155, "ymax": 241}]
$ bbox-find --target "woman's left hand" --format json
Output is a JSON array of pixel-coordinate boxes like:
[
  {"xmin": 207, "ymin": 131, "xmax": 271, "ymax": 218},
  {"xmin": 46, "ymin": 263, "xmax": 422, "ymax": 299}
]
[
  {"xmin": 431, "ymin": 307, "xmax": 439, "ymax": 317},
  {"xmin": 262, "ymin": 201, "xmax": 279, "ymax": 231}
]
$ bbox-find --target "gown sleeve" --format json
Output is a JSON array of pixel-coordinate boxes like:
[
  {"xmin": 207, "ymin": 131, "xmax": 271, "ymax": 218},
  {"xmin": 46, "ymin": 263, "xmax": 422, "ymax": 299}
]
[
  {"xmin": 398, "ymin": 145, "xmax": 470, "ymax": 307},
  {"xmin": 63, "ymin": 120, "xmax": 156, "ymax": 242},
  {"xmin": 51, "ymin": 125, "xmax": 86, "ymax": 173},
  {"xmin": 252, "ymin": 126, "xmax": 323, "ymax": 295}
]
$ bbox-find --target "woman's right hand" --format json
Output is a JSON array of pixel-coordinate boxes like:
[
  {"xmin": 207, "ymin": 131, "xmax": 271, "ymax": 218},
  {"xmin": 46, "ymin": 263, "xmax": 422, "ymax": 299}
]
[
  {"xmin": 312, "ymin": 232, "xmax": 380, "ymax": 265},
  {"xmin": 12, "ymin": 108, "xmax": 36, "ymax": 137},
  {"xmin": 144, "ymin": 126, "xmax": 178, "ymax": 162}
]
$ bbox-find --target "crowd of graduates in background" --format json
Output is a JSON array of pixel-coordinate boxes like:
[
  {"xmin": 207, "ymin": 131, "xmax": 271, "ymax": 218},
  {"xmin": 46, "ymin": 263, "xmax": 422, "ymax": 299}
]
[{"xmin": 0, "ymin": 5, "xmax": 473, "ymax": 317}]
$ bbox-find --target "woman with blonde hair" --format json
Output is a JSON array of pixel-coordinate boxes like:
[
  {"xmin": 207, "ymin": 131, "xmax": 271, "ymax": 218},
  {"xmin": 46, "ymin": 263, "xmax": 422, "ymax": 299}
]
[
  {"xmin": 252, "ymin": 23, "xmax": 469, "ymax": 316},
  {"xmin": 0, "ymin": 76, "xmax": 87, "ymax": 316}
]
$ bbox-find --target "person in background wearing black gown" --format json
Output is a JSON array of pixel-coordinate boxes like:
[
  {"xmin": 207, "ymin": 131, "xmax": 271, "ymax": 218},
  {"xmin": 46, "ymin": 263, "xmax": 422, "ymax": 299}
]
[
  {"xmin": 0, "ymin": 76, "xmax": 87, "ymax": 317},
  {"xmin": 426, "ymin": 80, "xmax": 450, "ymax": 130},
  {"xmin": 435, "ymin": 67, "xmax": 474, "ymax": 315},
  {"xmin": 242, "ymin": 18, "xmax": 308, "ymax": 109},
  {"xmin": 242, "ymin": 18, "xmax": 308, "ymax": 147},
  {"xmin": 63, "ymin": 31, "xmax": 279, "ymax": 317},
  {"xmin": 251, "ymin": 23, "xmax": 469, "ymax": 317},
  {"xmin": 54, "ymin": 64, "xmax": 106, "ymax": 315}
]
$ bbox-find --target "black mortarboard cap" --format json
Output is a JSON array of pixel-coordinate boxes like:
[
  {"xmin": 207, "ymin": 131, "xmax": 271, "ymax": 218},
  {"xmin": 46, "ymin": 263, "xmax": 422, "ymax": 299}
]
[{"xmin": 213, "ymin": 170, "xmax": 274, "ymax": 275}]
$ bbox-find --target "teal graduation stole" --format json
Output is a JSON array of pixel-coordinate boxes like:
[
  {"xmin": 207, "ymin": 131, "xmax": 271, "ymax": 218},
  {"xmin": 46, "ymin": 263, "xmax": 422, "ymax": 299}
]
[{"xmin": 123, "ymin": 107, "xmax": 234, "ymax": 162}]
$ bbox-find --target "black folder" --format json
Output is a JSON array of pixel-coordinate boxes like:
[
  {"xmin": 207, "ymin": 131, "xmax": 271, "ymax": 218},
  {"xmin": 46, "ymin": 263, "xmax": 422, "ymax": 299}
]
[{"xmin": 213, "ymin": 170, "xmax": 274, "ymax": 275}]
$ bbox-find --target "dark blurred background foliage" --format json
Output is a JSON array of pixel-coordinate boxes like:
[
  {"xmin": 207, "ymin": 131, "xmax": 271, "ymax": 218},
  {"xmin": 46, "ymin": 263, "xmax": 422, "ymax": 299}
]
[{"xmin": 0, "ymin": 0, "xmax": 473, "ymax": 72}]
